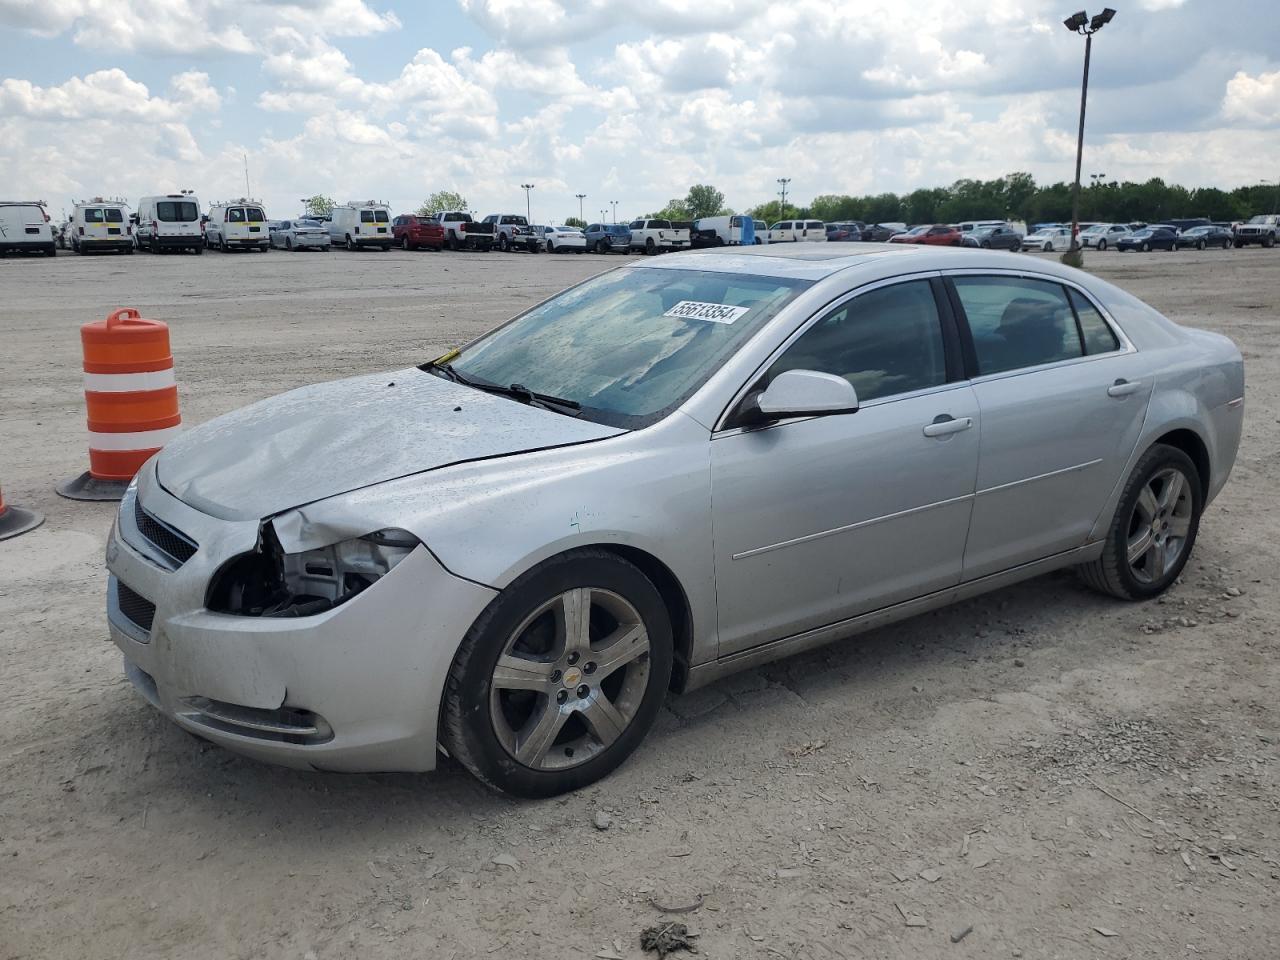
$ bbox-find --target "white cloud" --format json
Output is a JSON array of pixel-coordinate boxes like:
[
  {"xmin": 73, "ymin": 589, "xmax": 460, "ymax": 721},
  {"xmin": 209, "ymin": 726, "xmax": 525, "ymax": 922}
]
[
  {"xmin": 1222, "ymin": 70, "xmax": 1280, "ymax": 126},
  {"xmin": 0, "ymin": 68, "xmax": 217, "ymax": 122}
]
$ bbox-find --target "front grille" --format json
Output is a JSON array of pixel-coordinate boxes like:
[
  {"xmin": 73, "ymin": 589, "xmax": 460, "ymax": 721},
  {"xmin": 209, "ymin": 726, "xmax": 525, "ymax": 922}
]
[
  {"xmin": 117, "ymin": 582, "xmax": 156, "ymax": 632},
  {"xmin": 134, "ymin": 497, "xmax": 197, "ymax": 566}
]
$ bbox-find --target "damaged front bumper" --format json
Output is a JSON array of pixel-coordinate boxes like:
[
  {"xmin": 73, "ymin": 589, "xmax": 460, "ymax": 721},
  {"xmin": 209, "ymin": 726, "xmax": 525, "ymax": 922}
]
[{"xmin": 105, "ymin": 462, "xmax": 498, "ymax": 773}]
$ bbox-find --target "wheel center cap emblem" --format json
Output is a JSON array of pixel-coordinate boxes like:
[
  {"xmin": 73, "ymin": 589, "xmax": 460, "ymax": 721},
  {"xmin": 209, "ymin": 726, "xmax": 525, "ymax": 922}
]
[{"xmin": 563, "ymin": 668, "xmax": 582, "ymax": 687}]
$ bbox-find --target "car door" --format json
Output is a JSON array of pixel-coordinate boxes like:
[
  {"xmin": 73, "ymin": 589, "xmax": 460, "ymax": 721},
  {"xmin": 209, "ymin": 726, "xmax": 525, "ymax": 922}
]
[
  {"xmin": 946, "ymin": 273, "xmax": 1152, "ymax": 580},
  {"xmin": 711, "ymin": 277, "xmax": 979, "ymax": 656}
]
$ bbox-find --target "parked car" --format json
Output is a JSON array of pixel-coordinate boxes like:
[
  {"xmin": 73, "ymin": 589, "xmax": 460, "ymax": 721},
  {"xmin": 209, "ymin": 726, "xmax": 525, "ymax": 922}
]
[
  {"xmin": 585, "ymin": 223, "xmax": 631, "ymax": 254},
  {"xmin": 1175, "ymin": 225, "xmax": 1233, "ymax": 250},
  {"xmin": 0, "ymin": 200, "xmax": 56, "ymax": 256},
  {"xmin": 628, "ymin": 218, "xmax": 684, "ymax": 254},
  {"xmin": 1080, "ymin": 223, "xmax": 1130, "ymax": 250},
  {"xmin": 768, "ymin": 220, "xmax": 825, "ymax": 243},
  {"xmin": 691, "ymin": 215, "xmax": 758, "ymax": 247},
  {"xmin": 1233, "ymin": 214, "xmax": 1278, "ymax": 248},
  {"xmin": 1117, "ymin": 227, "xmax": 1177, "ymax": 252},
  {"xmin": 105, "ymin": 245, "xmax": 1243, "ymax": 796},
  {"xmin": 206, "ymin": 200, "xmax": 270, "ymax": 253},
  {"xmin": 669, "ymin": 221, "xmax": 694, "ymax": 250},
  {"xmin": 329, "ymin": 201, "xmax": 392, "ymax": 251},
  {"xmin": 890, "ymin": 224, "xmax": 962, "ymax": 246},
  {"xmin": 1021, "ymin": 227, "xmax": 1073, "ymax": 252},
  {"xmin": 957, "ymin": 219, "xmax": 1007, "ymax": 234},
  {"xmin": 1166, "ymin": 218, "xmax": 1212, "ymax": 234},
  {"xmin": 825, "ymin": 222, "xmax": 864, "ymax": 242},
  {"xmin": 134, "ymin": 194, "xmax": 203, "ymax": 254},
  {"xmin": 68, "ymin": 198, "xmax": 133, "ymax": 255},
  {"xmin": 528, "ymin": 224, "xmax": 586, "ymax": 253},
  {"xmin": 391, "ymin": 214, "xmax": 445, "ymax": 251},
  {"xmin": 434, "ymin": 211, "xmax": 495, "ymax": 251},
  {"xmin": 483, "ymin": 214, "xmax": 531, "ymax": 252},
  {"xmin": 268, "ymin": 218, "xmax": 331, "ymax": 251},
  {"xmin": 960, "ymin": 224, "xmax": 1022, "ymax": 250},
  {"xmin": 858, "ymin": 223, "xmax": 899, "ymax": 242}
]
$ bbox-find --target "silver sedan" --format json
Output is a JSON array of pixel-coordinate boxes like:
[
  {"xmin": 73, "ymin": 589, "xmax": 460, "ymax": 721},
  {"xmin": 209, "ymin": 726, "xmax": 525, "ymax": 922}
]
[
  {"xmin": 105, "ymin": 246, "xmax": 1244, "ymax": 796},
  {"xmin": 268, "ymin": 218, "xmax": 331, "ymax": 251}
]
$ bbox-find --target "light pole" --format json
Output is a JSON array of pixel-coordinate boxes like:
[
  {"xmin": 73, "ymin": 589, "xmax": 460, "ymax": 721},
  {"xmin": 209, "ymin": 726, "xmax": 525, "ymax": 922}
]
[
  {"xmin": 521, "ymin": 183, "xmax": 535, "ymax": 224},
  {"xmin": 776, "ymin": 177, "xmax": 790, "ymax": 220},
  {"xmin": 1063, "ymin": 8, "xmax": 1116, "ymax": 261},
  {"xmin": 610, "ymin": 200, "xmax": 618, "ymax": 224},
  {"xmin": 575, "ymin": 193, "xmax": 586, "ymax": 224}
]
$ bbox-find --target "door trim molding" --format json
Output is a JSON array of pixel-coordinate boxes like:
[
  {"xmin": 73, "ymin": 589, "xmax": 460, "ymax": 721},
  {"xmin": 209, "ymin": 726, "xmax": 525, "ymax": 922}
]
[
  {"xmin": 976, "ymin": 458, "xmax": 1103, "ymax": 497},
  {"xmin": 684, "ymin": 541, "xmax": 1104, "ymax": 691},
  {"xmin": 731, "ymin": 492, "xmax": 975, "ymax": 561}
]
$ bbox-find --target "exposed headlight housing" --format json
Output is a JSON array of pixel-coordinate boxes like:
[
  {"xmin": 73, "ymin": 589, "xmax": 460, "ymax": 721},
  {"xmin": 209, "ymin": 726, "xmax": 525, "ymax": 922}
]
[{"xmin": 207, "ymin": 525, "xmax": 420, "ymax": 618}]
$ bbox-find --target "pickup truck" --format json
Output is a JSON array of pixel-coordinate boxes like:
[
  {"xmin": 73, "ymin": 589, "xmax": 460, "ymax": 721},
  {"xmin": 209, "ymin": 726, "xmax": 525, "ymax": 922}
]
[
  {"xmin": 627, "ymin": 218, "xmax": 688, "ymax": 254},
  {"xmin": 434, "ymin": 212, "xmax": 495, "ymax": 251},
  {"xmin": 1234, "ymin": 214, "xmax": 1278, "ymax": 248},
  {"xmin": 481, "ymin": 213, "xmax": 531, "ymax": 251}
]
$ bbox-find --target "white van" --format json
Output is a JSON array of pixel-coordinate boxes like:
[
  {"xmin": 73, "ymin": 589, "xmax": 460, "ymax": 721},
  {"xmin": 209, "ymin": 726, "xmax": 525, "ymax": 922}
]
[
  {"xmin": 768, "ymin": 219, "xmax": 825, "ymax": 243},
  {"xmin": 134, "ymin": 194, "xmax": 204, "ymax": 254},
  {"xmin": 206, "ymin": 199, "xmax": 270, "ymax": 252},
  {"xmin": 329, "ymin": 201, "xmax": 392, "ymax": 251},
  {"xmin": 693, "ymin": 215, "xmax": 759, "ymax": 246},
  {"xmin": 69, "ymin": 198, "xmax": 133, "ymax": 255},
  {"xmin": 0, "ymin": 201, "xmax": 56, "ymax": 256},
  {"xmin": 957, "ymin": 219, "xmax": 1007, "ymax": 233}
]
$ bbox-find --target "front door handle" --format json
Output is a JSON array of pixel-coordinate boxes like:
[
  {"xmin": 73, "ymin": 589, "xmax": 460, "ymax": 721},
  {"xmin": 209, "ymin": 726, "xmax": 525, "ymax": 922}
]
[
  {"xmin": 1107, "ymin": 378, "xmax": 1144, "ymax": 398},
  {"xmin": 922, "ymin": 415, "xmax": 973, "ymax": 438}
]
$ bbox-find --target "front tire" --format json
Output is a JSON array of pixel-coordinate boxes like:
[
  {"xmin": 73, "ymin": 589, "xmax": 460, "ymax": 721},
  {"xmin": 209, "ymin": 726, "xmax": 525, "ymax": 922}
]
[
  {"xmin": 1078, "ymin": 444, "xmax": 1201, "ymax": 601},
  {"xmin": 346, "ymin": 234, "xmax": 356, "ymax": 252},
  {"xmin": 441, "ymin": 549, "xmax": 673, "ymax": 797},
  {"xmin": 1097, "ymin": 239, "xmax": 1107, "ymax": 251},
  {"xmin": 645, "ymin": 238, "xmax": 655, "ymax": 255}
]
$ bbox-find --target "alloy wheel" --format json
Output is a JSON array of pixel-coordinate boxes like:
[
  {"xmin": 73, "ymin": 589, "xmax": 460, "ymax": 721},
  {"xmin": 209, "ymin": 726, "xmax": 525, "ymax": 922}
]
[
  {"xmin": 488, "ymin": 588, "xmax": 651, "ymax": 771},
  {"xmin": 1126, "ymin": 467, "xmax": 1193, "ymax": 584}
]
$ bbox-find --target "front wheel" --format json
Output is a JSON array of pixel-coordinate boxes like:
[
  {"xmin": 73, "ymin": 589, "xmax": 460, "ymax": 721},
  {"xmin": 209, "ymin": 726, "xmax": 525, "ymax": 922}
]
[
  {"xmin": 1044, "ymin": 242, "xmax": 1054, "ymax": 252},
  {"xmin": 645, "ymin": 238, "xmax": 655, "ymax": 255},
  {"xmin": 346, "ymin": 235, "xmax": 356, "ymax": 252},
  {"xmin": 1078, "ymin": 444, "xmax": 1201, "ymax": 601},
  {"xmin": 1141, "ymin": 242, "xmax": 1151, "ymax": 252},
  {"xmin": 1197, "ymin": 240, "xmax": 1205, "ymax": 250},
  {"xmin": 1097, "ymin": 239, "xmax": 1107, "ymax": 251},
  {"xmin": 441, "ymin": 549, "xmax": 673, "ymax": 797}
]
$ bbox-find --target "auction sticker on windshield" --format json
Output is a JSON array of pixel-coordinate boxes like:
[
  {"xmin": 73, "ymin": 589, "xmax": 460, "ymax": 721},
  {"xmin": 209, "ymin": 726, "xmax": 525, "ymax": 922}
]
[{"xmin": 663, "ymin": 300, "xmax": 752, "ymax": 324}]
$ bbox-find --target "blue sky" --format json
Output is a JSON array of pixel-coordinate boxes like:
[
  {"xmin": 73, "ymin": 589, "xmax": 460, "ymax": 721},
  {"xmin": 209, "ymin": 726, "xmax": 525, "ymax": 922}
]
[{"xmin": 1, "ymin": 0, "xmax": 1277, "ymax": 223}]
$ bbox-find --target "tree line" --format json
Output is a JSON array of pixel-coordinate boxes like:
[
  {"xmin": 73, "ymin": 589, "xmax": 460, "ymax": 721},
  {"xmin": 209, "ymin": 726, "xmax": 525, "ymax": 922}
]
[{"xmin": 307, "ymin": 176, "xmax": 1279, "ymax": 228}]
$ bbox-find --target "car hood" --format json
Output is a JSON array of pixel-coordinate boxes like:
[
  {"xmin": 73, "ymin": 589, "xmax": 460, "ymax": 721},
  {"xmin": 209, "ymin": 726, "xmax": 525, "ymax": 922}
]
[{"xmin": 155, "ymin": 367, "xmax": 625, "ymax": 521}]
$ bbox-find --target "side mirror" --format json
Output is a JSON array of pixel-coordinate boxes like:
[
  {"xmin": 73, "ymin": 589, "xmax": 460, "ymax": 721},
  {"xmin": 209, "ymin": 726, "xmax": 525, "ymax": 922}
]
[{"xmin": 736, "ymin": 369, "xmax": 859, "ymax": 427}]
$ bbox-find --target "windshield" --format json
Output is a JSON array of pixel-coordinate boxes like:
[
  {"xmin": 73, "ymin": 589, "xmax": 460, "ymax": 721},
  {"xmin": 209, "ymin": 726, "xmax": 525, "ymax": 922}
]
[
  {"xmin": 441, "ymin": 267, "xmax": 812, "ymax": 428},
  {"xmin": 1248, "ymin": 215, "xmax": 1270, "ymax": 224},
  {"xmin": 907, "ymin": 226, "xmax": 929, "ymax": 235}
]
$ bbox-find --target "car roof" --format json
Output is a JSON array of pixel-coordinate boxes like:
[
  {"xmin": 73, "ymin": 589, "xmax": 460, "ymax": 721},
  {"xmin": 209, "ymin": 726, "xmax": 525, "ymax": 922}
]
[{"xmin": 632, "ymin": 244, "xmax": 1108, "ymax": 283}]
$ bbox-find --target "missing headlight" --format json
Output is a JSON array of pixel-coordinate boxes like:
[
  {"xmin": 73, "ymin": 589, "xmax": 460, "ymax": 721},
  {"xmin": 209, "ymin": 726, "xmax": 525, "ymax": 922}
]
[{"xmin": 207, "ymin": 525, "xmax": 420, "ymax": 618}]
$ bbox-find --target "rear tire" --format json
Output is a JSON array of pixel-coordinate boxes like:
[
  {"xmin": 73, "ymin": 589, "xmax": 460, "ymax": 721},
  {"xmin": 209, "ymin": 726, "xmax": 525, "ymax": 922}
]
[
  {"xmin": 1077, "ymin": 443, "xmax": 1202, "ymax": 601},
  {"xmin": 440, "ymin": 549, "xmax": 673, "ymax": 797}
]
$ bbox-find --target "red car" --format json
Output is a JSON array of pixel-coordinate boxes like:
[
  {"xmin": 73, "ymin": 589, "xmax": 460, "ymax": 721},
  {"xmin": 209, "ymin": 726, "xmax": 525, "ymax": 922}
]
[
  {"xmin": 391, "ymin": 214, "xmax": 445, "ymax": 251},
  {"xmin": 888, "ymin": 224, "xmax": 962, "ymax": 246}
]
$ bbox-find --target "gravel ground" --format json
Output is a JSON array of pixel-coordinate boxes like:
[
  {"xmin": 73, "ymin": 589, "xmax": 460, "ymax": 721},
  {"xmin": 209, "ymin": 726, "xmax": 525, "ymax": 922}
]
[{"xmin": 1, "ymin": 245, "xmax": 1277, "ymax": 959}]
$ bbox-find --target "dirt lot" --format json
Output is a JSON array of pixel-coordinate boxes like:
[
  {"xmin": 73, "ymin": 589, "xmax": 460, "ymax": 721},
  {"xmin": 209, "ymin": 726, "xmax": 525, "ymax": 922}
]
[{"xmin": 1, "ymin": 245, "xmax": 1277, "ymax": 959}]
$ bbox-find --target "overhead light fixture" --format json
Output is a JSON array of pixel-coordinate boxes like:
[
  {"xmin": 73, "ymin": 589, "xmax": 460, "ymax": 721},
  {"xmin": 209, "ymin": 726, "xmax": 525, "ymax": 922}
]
[
  {"xmin": 1090, "ymin": 7, "xmax": 1116, "ymax": 30},
  {"xmin": 1063, "ymin": 10, "xmax": 1087, "ymax": 30}
]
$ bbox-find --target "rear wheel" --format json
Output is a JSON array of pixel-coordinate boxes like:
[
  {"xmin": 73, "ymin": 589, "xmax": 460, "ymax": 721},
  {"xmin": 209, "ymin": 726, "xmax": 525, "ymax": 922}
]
[
  {"xmin": 441, "ymin": 549, "xmax": 673, "ymax": 797},
  {"xmin": 547, "ymin": 241, "xmax": 555, "ymax": 253},
  {"xmin": 1078, "ymin": 444, "xmax": 1201, "ymax": 601}
]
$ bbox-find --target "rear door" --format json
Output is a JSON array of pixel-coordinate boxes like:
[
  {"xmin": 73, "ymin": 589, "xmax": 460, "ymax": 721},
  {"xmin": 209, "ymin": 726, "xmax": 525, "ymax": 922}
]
[
  {"xmin": 711, "ymin": 277, "xmax": 978, "ymax": 655},
  {"xmin": 156, "ymin": 199, "xmax": 199, "ymax": 239},
  {"xmin": 946, "ymin": 273, "xmax": 1152, "ymax": 580}
]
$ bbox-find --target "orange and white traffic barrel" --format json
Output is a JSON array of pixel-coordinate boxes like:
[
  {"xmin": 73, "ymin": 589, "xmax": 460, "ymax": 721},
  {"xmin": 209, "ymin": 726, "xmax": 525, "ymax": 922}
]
[
  {"xmin": 0, "ymin": 485, "xmax": 44, "ymax": 540},
  {"xmin": 57, "ymin": 307, "xmax": 182, "ymax": 501}
]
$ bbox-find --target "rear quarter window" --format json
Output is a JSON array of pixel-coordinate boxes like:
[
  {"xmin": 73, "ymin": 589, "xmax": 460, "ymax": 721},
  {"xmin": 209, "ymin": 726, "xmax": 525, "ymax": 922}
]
[{"xmin": 1068, "ymin": 288, "xmax": 1121, "ymax": 355}]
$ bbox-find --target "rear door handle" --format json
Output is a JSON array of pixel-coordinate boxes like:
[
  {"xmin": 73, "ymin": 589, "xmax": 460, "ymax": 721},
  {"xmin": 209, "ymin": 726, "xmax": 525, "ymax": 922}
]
[
  {"xmin": 922, "ymin": 415, "xmax": 973, "ymax": 438},
  {"xmin": 1107, "ymin": 378, "xmax": 1144, "ymax": 398}
]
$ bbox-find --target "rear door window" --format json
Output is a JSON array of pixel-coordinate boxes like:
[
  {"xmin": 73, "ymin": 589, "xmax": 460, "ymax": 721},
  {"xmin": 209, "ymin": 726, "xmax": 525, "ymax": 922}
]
[
  {"xmin": 156, "ymin": 201, "xmax": 197, "ymax": 222},
  {"xmin": 360, "ymin": 209, "xmax": 375, "ymax": 223},
  {"xmin": 952, "ymin": 276, "xmax": 1084, "ymax": 375},
  {"xmin": 228, "ymin": 208, "xmax": 246, "ymax": 222},
  {"xmin": 104, "ymin": 208, "xmax": 124, "ymax": 223},
  {"xmin": 374, "ymin": 209, "xmax": 389, "ymax": 222},
  {"xmin": 1067, "ymin": 288, "xmax": 1120, "ymax": 355},
  {"xmin": 770, "ymin": 280, "xmax": 949, "ymax": 403},
  {"xmin": 84, "ymin": 208, "xmax": 105, "ymax": 223}
]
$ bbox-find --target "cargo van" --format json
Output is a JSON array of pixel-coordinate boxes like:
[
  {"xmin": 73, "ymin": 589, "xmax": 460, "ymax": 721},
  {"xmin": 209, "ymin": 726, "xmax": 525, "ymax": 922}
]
[
  {"xmin": 134, "ymin": 194, "xmax": 203, "ymax": 254},
  {"xmin": 329, "ymin": 201, "xmax": 393, "ymax": 251},
  {"xmin": 69, "ymin": 198, "xmax": 133, "ymax": 254},
  {"xmin": 0, "ymin": 201, "xmax": 56, "ymax": 256},
  {"xmin": 206, "ymin": 199, "xmax": 270, "ymax": 252},
  {"xmin": 691, "ymin": 215, "xmax": 758, "ymax": 246},
  {"xmin": 768, "ymin": 220, "xmax": 825, "ymax": 243}
]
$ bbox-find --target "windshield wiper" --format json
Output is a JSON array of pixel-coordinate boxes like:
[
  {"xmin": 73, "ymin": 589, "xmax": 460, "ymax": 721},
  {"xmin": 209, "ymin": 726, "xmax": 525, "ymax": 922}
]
[{"xmin": 423, "ymin": 362, "xmax": 581, "ymax": 415}]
